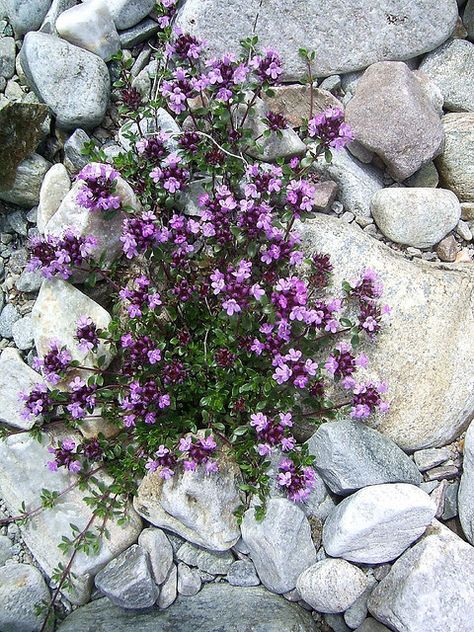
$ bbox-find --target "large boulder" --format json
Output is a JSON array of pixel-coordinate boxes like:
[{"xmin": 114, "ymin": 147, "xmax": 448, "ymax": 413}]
[
  {"xmin": 299, "ymin": 215, "xmax": 474, "ymax": 451},
  {"xmin": 2, "ymin": 0, "xmax": 52, "ymax": 36},
  {"xmin": 241, "ymin": 498, "xmax": 317, "ymax": 593},
  {"xmin": 307, "ymin": 420, "xmax": 422, "ymax": 495},
  {"xmin": 176, "ymin": 0, "xmax": 458, "ymax": 80},
  {"xmin": 370, "ymin": 187, "xmax": 461, "ymax": 248},
  {"xmin": 0, "ymin": 429, "xmax": 142, "ymax": 604},
  {"xmin": 20, "ymin": 32, "xmax": 110, "ymax": 129},
  {"xmin": 57, "ymin": 584, "xmax": 318, "ymax": 631},
  {"xmin": 133, "ymin": 450, "xmax": 242, "ymax": 551},
  {"xmin": 345, "ymin": 62, "xmax": 444, "ymax": 181},
  {"xmin": 0, "ymin": 563, "xmax": 50, "ymax": 632},
  {"xmin": 322, "ymin": 483, "xmax": 436, "ymax": 563},
  {"xmin": 436, "ymin": 113, "xmax": 474, "ymax": 202},
  {"xmin": 459, "ymin": 421, "xmax": 474, "ymax": 544},
  {"xmin": 0, "ymin": 101, "xmax": 49, "ymax": 190},
  {"xmin": 419, "ymin": 39, "xmax": 474, "ymax": 112},
  {"xmin": 368, "ymin": 523, "xmax": 474, "ymax": 632}
]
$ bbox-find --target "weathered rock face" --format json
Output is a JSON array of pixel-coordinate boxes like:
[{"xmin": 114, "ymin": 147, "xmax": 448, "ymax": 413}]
[
  {"xmin": 0, "ymin": 153, "xmax": 51, "ymax": 207},
  {"xmin": 2, "ymin": 0, "xmax": 52, "ymax": 36},
  {"xmin": 57, "ymin": 584, "xmax": 318, "ymax": 631},
  {"xmin": 370, "ymin": 187, "xmax": 461, "ymax": 248},
  {"xmin": 241, "ymin": 498, "xmax": 317, "ymax": 593},
  {"xmin": 32, "ymin": 279, "xmax": 114, "ymax": 380},
  {"xmin": 0, "ymin": 347, "xmax": 46, "ymax": 430},
  {"xmin": 262, "ymin": 85, "xmax": 343, "ymax": 128},
  {"xmin": 176, "ymin": 0, "xmax": 458, "ymax": 80},
  {"xmin": 345, "ymin": 62, "xmax": 444, "ymax": 181},
  {"xmin": 0, "ymin": 429, "xmax": 142, "ymax": 604},
  {"xmin": 299, "ymin": 215, "xmax": 474, "ymax": 451},
  {"xmin": 0, "ymin": 563, "xmax": 50, "ymax": 632},
  {"xmin": 436, "ymin": 113, "xmax": 474, "ymax": 201},
  {"xmin": 37, "ymin": 163, "xmax": 71, "ymax": 233},
  {"xmin": 133, "ymin": 452, "xmax": 242, "ymax": 551},
  {"xmin": 322, "ymin": 484, "xmax": 436, "ymax": 563},
  {"xmin": 419, "ymin": 39, "xmax": 474, "ymax": 112},
  {"xmin": 368, "ymin": 523, "xmax": 474, "ymax": 632},
  {"xmin": 176, "ymin": 541, "xmax": 234, "ymax": 575},
  {"xmin": 307, "ymin": 420, "xmax": 422, "ymax": 495},
  {"xmin": 56, "ymin": 0, "xmax": 121, "ymax": 62},
  {"xmin": 459, "ymin": 421, "xmax": 474, "ymax": 544},
  {"xmin": 20, "ymin": 32, "xmax": 110, "ymax": 129},
  {"xmin": 0, "ymin": 101, "xmax": 49, "ymax": 190},
  {"xmin": 296, "ymin": 558, "xmax": 369, "ymax": 614}
]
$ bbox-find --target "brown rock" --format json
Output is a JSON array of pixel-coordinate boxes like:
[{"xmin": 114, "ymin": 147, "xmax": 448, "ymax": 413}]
[
  {"xmin": 436, "ymin": 235, "xmax": 459, "ymax": 262},
  {"xmin": 313, "ymin": 180, "xmax": 338, "ymax": 211},
  {"xmin": 346, "ymin": 62, "xmax": 444, "ymax": 181},
  {"xmin": 263, "ymin": 85, "xmax": 343, "ymax": 128}
]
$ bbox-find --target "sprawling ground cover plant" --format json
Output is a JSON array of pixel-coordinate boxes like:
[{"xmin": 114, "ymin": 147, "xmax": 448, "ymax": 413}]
[{"xmin": 4, "ymin": 3, "xmax": 389, "ymax": 623}]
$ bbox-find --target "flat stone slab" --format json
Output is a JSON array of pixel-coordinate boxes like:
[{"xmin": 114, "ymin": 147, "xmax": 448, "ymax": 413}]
[
  {"xmin": 299, "ymin": 215, "xmax": 474, "ymax": 451},
  {"xmin": 57, "ymin": 584, "xmax": 319, "ymax": 631},
  {"xmin": 177, "ymin": 0, "xmax": 458, "ymax": 80}
]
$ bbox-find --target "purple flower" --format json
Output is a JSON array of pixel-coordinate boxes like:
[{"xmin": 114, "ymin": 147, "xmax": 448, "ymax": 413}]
[
  {"xmin": 19, "ymin": 383, "xmax": 54, "ymax": 420},
  {"xmin": 308, "ymin": 108, "xmax": 353, "ymax": 151},
  {"xmin": 250, "ymin": 49, "xmax": 283, "ymax": 84},
  {"xmin": 27, "ymin": 230, "xmax": 97, "ymax": 280},
  {"xmin": 75, "ymin": 316, "xmax": 100, "ymax": 352},
  {"xmin": 47, "ymin": 439, "xmax": 82, "ymax": 473},
  {"xmin": 76, "ymin": 163, "xmax": 121, "ymax": 213},
  {"xmin": 33, "ymin": 341, "xmax": 72, "ymax": 385}
]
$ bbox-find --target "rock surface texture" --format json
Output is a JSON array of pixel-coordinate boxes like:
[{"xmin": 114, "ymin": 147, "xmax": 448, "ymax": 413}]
[
  {"xmin": 436, "ymin": 112, "xmax": 474, "ymax": 201},
  {"xmin": 300, "ymin": 215, "xmax": 474, "ymax": 451},
  {"xmin": 459, "ymin": 421, "xmax": 474, "ymax": 544}
]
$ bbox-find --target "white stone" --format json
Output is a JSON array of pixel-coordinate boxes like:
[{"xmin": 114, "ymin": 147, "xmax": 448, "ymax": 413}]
[
  {"xmin": 0, "ymin": 429, "xmax": 142, "ymax": 604},
  {"xmin": 299, "ymin": 215, "xmax": 474, "ymax": 451},
  {"xmin": 0, "ymin": 563, "xmax": 50, "ymax": 632},
  {"xmin": 368, "ymin": 522, "xmax": 474, "ymax": 632},
  {"xmin": 134, "ymin": 450, "xmax": 242, "ymax": 551},
  {"xmin": 177, "ymin": 562, "xmax": 201, "ymax": 596},
  {"xmin": 32, "ymin": 279, "xmax": 113, "ymax": 383},
  {"xmin": 371, "ymin": 187, "xmax": 461, "ymax": 248},
  {"xmin": 37, "ymin": 163, "xmax": 71, "ymax": 234},
  {"xmin": 322, "ymin": 483, "xmax": 436, "ymax": 564},
  {"xmin": 0, "ymin": 348, "xmax": 46, "ymax": 430},
  {"xmin": 138, "ymin": 527, "xmax": 173, "ymax": 585},
  {"xmin": 158, "ymin": 564, "xmax": 177, "ymax": 609},
  {"xmin": 296, "ymin": 558, "xmax": 369, "ymax": 614},
  {"xmin": 459, "ymin": 421, "xmax": 474, "ymax": 544},
  {"xmin": 56, "ymin": 0, "xmax": 120, "ymax": 62},
  {"xmin": 241, "ymin": 498, "xmax": 317, "ymax": 594}
]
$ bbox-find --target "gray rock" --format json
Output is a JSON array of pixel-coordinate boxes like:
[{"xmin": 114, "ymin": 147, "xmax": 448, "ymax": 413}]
[
  {"xmin": 404, "ymin": 162, "xmax": 439, "ymax": 188},
  {"xmin": 15, "ymin": 268, "xmax": 43, "ymax": 292},
  {"xmin": 371, "ymin": 187, "xmax": 461, "ymax": 248},
  {"xmin": 119, "ymin": 18, "xmax": 160, "ymax": 48},
  {"xmin": 296, "ymin": 558, "xmax": 368, "ymax": 614},
  {"xmin": 345, "ymin": 62, "xmax": 444, "ymax": 181},
  {"xmin": 0, "ymin": 563, "xmax": 50, "ymax": 632},
  {"xmin": 466, "ymin": 0, "xmax": 474, "ymax": 41},
  {"xmin": 134, "ymin": 450, "xmax": 242, "ymax": 551},
  {"xmin": 355, "ymin": 621, "xmax": 391, "ymax": 632},
  {"xmin": 324, "ymin": 614, "xmax": 352, "ymax": 632},
  {"xmin": 32, "ymin": 279, "xmax": 114, "ymax": 383},
  {"xmin": 158, "ymin": 564, "xmax": 177, "ymax": 609},
  {"xmin": 0, "ymin": 153, "xmax": 51, "ymax": 207},
  {"xmin": 40, "ymin": 0, "xmax": 78, "ymax": 35},
  {"xmin": 457, "ymin": 219, "xmax": 473, "ymax": 241},
  {"xmin": 299, "ymin": 215, "xmax": 474, "ymax": 451},
  {"xmin": 459, "ymin": 421, "xmax": 474, "ymax": 543},
  {"xmin": 20, "ymin": 32, "xmax": 110, "ymax": 130},
  {"xmin": 0, "ymin": 535, "xmax": 13, "ymax": 565},
  {"xmin": 323, "ymin": 483, "xmax": 436, "ymax": 564},
  {"xmin": 176, "ymin": 0, "xmax": 458, "ymax": 80},
  {"xmin": 307, "ymin": 420, "xmax": 422, "ymax": 495},
  {"xmin": 413, "ymin": 447, "xmax": 451, "ymax": 471},
  {"xmin": 177, "ymin": 562, "xmax": 201, "ymax": 596},
  {"xmin": 442, "ymin": 480, "xmax": 459, "ymax": 520},
  {"xmin": 37, "ymin": 163, "xmax": 70, "ymax": 233},
  {"xmin": 368, "ymin": 522, "xmax": 474, "ymax": 632},
  {"xmin": 2, "ymin": 0, "xmax": 52, "ymax": 36},
  {"xmin": 227, "ymin": 560, "xmax": 260, "ymax": 587},
  {"xmin": 118, "ymin": 109, "xmax": 179, "ymax": 152},
  {"xmin": 344, "ymin": 577, "xmax": 378, "ymax": 629},
  {"xmin": 419, "ymin": 39, "xmax": 474, "ymax": 112},
  {"xmin": 319, "ymin": 75, "xmax": 341, "ymax": 92},
  {"xmin": 7, "ymin": 209, "xmax": 28, "ymax": 235},
  {"xmin": 0, "ymin": 36, "xmax": 15, "ymax": 79},
  {"xmin": 95, "ymin": 545, "xmax": 158, "ymax": 609},
  {"xmin": 138, "ymin": 527, "xmax": 173, "ymax": 585},
  {"xmin": 63, "ymin": 129, "xmax": 90, "ymax": 174},
  {"xmin": 107, "ymin": 0, "xmax": 155, "ymax": 29},
  {"xmin": 0, "ymin": 303, "xmax": 19, "ymax": 338},
  {"xmin": 436, "ymin": 112, "xmax": 474, "ymax": 202},
  {"xmin": 0, "ymin": 428, "xmax": 142, "ymax": 604},
  {"xmin": 56, "ymin": 0, "xmax": 120, "ymax": 62},
  {"xmin": 311, "ymin": 148, "xmax": 383, "ymax": 217},
  {"xmin": 131, "ymin": 59, "xmax": 157, "ymax": 101},
  {"xmin": 177, "ymin": 541, "xmax": 234, "ymax": 575},
  {"xmin": 241, "ymin": 498, "xmax": 317, "ymax": 594},
  {"xmin": 0, "ymin": 347, "xmax": 45, "ymax": 429},
  {"xmin": 57, "ymin": 584, "xmax": 318, "ymax": 631},
  {"xmin": 12, "ymin": 315, "xmax": 34, "ymax": 350},
  {"xmin": 436, "ymin": 234, "xmax": 459, "ymax": 262}
]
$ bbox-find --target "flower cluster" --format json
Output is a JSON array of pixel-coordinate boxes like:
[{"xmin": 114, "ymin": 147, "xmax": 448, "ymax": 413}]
[
  {"xmin": 308, "ymin": 108, "xmax": 354, "ymax": 151},
  {"xmin": 32, "ymin": 341, "xmax": 72, "ymax": 385},
  {"xmin": 47, "ymin": 440, "xmax": 81, "ymax": 473},
  {"xmin": 27, "ymin": 231, "xmax": 97, "ymax": 280},
  {"xmin": 76, "ymin": 163, "xmax": 121, "ymax": 213}
]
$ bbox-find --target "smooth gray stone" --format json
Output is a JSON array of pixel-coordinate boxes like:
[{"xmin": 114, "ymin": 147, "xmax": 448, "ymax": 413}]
[
  {"xmin": 307, "ymin": 421, "xmax": 421, "ymax": 495},
  {"xmin": 176, "ymin": 562, "xmax": 201, "ymax": 597},
  {"xmin": 0, "ymin": 302, "xmax": 19, "ymax": 338},
  {"xmin": 227, "ymin": 560, "xmax": 260, "ymax": 587},
  {"xmin": 413, "ymin": 447, "xmax": 451, "ymax": 471},
  {"xmin": 108, "ymin": 0, "xmax": 155, "ymax": 30},
  {"xmin": 177, "ymin": 541, "xmax": 234, "ymax": 575},
  {"xmin": 0, "ymin": 563, "xmax": 50, "ymax": 631},
  {"xmin": 119, "ymin": 18, "xmax": 159, "ymax": 48},
  {"xmin": 2, "ymin": 0, "xmax": 52, "ymax": 36},
  {"xmin": 63, "ymin": 128, "xmax": 90, "ymax": 173},
  {"xmin": 459, "ymin": 421, "xmax": 474, "ymax": 543},
  {"xmin": 436, "ymin": 113, "xmax": 474, "ymax": 202},
  {"xmin": 20, "ymin": 32, "xmax": 110, "ymax": 130},
  {"xmin": 57, "ymin": 584, "xmax": 318, "ymax": 631},
  {"xmin": 0, "ymin": 36, "xmax": 15, "ymax": 79},
  {"xmin": 0, "ymin": 153, "xmax": 51, "ymax": 207},
  {"xmin": 40, "ymin": 0, "xmax": 78, "ymax": 35},
  {"xmin": 11, "ymin": 315, "xmax": 34, "ymax": 350}
]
